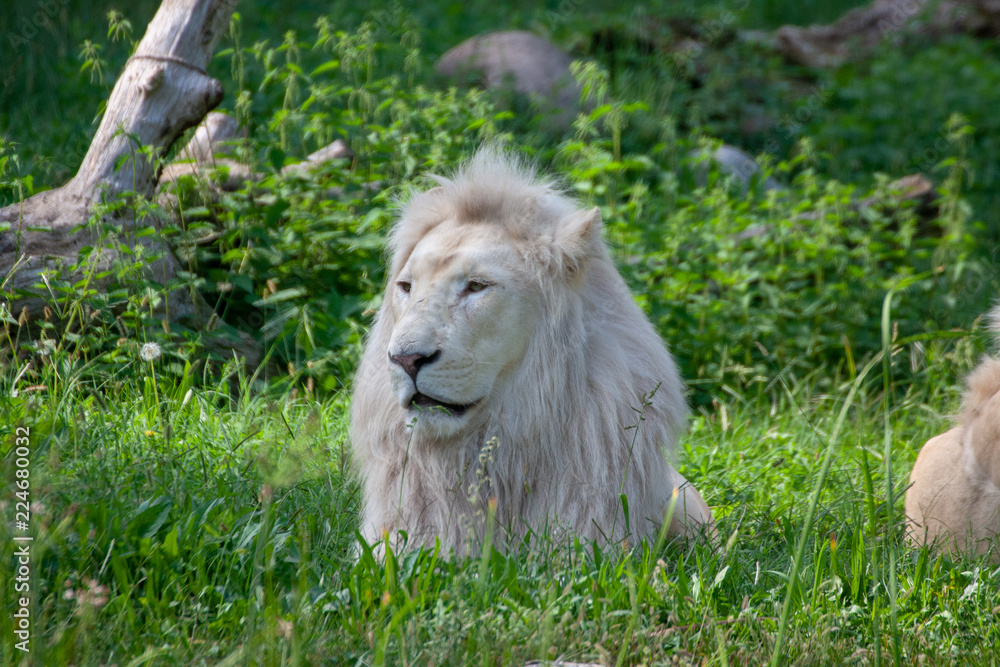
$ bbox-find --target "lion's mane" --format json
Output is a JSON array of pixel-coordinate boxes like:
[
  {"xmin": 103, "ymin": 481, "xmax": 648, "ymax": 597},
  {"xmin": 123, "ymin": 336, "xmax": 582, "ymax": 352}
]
[{"xmin": 350, "ymin": 147, "xmax": 691, "ymax": 554}]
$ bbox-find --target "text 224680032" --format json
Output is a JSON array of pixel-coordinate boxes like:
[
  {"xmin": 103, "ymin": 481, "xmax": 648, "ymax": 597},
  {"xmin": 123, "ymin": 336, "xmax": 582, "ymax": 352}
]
[{"xmin": 12, "ymin": 426, "xmax": 32, "ymax": 653}]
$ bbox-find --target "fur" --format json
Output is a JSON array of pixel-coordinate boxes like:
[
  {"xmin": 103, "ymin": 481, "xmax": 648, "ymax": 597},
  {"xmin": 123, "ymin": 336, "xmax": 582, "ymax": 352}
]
[
  {"xmin": 906, "ymin": 305, "xmax": 1000, "ymax": 558},
  {"xmin": 350, "ymin": 146, "xmax": 712, "ymax": 555}
]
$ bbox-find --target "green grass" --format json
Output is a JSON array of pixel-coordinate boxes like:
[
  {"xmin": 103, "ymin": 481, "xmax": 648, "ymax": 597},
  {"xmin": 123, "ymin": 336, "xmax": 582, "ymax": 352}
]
[
  {"xmin": 4, "ymin": 0, "xmax": 1000, "ymax": 664},
  {"xmin": 2, "ymin": 334, "xmax": 998, "ymax": 665}
]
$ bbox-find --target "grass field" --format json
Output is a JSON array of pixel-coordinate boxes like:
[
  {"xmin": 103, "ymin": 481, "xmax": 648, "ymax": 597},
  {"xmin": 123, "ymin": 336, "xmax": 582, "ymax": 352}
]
[
  {"xmin": 3, "ymin": 0, "xmax": 1000, "ymax": 664},
  {"xmin": 2, "ymin": 343, "xmax": 997, "ymax": 664}
]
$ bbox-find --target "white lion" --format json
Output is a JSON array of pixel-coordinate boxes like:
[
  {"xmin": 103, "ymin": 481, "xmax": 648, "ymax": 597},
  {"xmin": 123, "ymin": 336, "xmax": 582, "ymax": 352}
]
[
  {"xmin": 906, "ymin": 306, "xmax": 1000, "ymax": 559},
  {"xmin": 350, "ymin": 146, "xmax": 713, "ymax": 555}
]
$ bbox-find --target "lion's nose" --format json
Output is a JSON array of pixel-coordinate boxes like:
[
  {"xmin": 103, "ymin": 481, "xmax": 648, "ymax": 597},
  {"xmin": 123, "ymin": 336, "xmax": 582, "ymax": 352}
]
[{"xmin": 389, "ymin": 350, "xmax": 441, "ymax": 382}]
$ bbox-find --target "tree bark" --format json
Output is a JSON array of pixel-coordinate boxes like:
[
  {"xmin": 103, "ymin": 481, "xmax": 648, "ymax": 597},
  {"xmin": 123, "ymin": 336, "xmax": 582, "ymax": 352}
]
[{"xmin": 1, "ymin": 0, "xmax": 236, "ymax": 338}]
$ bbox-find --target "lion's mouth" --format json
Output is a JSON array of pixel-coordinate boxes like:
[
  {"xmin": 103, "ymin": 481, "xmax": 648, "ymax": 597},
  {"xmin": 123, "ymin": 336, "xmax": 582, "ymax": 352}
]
[{"xmin": 409, "ymin": 392, "xmax": 478, "ymax": 417}]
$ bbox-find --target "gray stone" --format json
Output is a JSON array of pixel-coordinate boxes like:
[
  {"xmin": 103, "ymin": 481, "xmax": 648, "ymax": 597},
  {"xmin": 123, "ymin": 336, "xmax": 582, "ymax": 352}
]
[
  {"xmin": 436, "ymin": 31, "xmax": 583, "ymax": 130},
  {"xmin": 689, "ymin": 144, "xmax": 784, "ymax": 194}
]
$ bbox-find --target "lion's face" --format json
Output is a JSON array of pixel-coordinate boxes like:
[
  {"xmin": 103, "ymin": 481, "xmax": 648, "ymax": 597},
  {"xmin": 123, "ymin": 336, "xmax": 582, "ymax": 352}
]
[{"xmin": 386, "ymin": 218, "xmax": 540, "ymax": 437}]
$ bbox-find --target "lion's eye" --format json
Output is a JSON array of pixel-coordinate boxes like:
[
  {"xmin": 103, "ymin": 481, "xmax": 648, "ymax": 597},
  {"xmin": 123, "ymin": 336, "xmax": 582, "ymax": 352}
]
[
  {"xmin": 465, "ymin": 280, "xmax": 489, "ymax": 294},
  {"xmin": 397, "ymin": 281, "xmax": 411, "ymax": 294}
]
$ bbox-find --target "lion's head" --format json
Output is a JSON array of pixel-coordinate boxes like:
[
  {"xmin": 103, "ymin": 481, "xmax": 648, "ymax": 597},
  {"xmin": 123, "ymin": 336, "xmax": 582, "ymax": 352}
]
[
  {"xmin": 383, "ymin": 188, "xmax": 605, "ymax": 440},
  {"xmin": 351, "ymin": 146, "xmax": 712, "ymax": 554}
]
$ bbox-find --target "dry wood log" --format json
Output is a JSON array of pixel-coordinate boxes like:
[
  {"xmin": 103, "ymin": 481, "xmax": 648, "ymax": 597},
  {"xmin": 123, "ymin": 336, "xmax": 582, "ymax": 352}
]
[
  {"xmin": 155, "ymin": 117, "xmax": 377, "ymax": 248},
  {"xmin": 157, "ymin": 112, "xmax": 355, "ymax": 193},
  {"xmin": 1, "ymin": 0, "xmax": 238, "ymax": 351},
  {"xmin": 775, "ymin": 0, "xmax": 1000, "ymax": 68}
]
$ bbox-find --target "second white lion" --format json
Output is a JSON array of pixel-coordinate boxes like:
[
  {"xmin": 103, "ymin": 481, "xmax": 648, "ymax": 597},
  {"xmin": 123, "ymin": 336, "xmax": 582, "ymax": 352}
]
[{"xmin": 350, "ymin": 147, "xmax": 713, "ymax": 555}]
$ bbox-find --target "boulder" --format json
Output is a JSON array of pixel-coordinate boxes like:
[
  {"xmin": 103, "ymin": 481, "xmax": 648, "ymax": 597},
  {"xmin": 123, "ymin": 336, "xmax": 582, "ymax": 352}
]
[
  {"xmin": 689, "ymin": 144, "xmax": 784, "ymax": 194},
  {"xmin": 436, "ymin": 31, "xmax": 583, "ymax": 130}
]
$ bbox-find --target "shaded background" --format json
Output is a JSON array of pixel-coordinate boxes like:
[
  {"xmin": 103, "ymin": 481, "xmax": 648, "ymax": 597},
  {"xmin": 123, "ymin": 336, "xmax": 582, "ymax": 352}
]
[{"xmin": 3, "ymin": 0, "xmax": 998, "ymax": 242}]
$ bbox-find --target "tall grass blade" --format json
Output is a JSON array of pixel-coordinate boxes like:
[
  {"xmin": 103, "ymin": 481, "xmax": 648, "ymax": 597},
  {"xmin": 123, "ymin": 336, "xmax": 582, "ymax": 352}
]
[{"xmin": 768, "ymin": 353, "xmax": 881, "ymax": 667}]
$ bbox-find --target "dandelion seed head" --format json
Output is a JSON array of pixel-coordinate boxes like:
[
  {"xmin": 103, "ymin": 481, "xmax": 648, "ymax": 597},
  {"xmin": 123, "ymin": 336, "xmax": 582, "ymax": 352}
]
[{"xmin": 139, "ymin": 342, "xmax": 162, "ymax": 362}]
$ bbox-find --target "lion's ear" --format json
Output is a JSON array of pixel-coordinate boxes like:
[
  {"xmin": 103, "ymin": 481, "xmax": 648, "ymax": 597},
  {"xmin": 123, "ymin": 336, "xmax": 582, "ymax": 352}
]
[{"xmin": 553, "ymin": 206, "xmax": 602, "ymax": 272}]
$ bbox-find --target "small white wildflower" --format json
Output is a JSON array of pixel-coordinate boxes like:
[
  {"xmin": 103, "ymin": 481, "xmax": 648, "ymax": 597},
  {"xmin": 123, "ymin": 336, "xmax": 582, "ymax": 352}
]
[{"xmin": 139, "ymin": 342, "xmax": 162, "ymax": 362}]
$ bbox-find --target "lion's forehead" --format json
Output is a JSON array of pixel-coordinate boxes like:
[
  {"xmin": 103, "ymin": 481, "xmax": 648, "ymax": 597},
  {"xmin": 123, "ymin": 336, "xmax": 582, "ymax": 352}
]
[{"xmin": 405, "ymin": 220, "xmax": 522, "ymax": 281}]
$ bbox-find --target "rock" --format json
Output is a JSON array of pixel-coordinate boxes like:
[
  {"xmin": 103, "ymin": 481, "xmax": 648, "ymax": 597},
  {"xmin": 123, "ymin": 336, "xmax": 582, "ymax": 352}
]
[
  {"xmin": 689, "ymin": 144, "xmax": 784, "ymax": 194},
  {"xmin": 435, "ymin": 31, "xmax": 583, "ymax": 130}
]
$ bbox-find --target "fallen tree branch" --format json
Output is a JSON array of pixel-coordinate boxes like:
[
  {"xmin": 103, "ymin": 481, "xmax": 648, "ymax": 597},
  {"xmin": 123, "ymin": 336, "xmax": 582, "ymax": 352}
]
[
  {"xmin": 2, "ymin": 0, "xmax": 237, "ymax": 348},
  {"xmin": 157, "ymin": 112, "xmax": 356, "ymax": 192},
  {"xmin": 775, "ymin": 0, "xmax": 1000, "ymax": 67}
]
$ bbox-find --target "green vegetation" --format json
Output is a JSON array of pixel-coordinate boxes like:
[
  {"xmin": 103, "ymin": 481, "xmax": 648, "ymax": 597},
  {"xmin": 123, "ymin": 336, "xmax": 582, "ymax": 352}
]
[{"xmin": 3, "ymin": 0, "xmax": 1000, "ymax": 664}]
